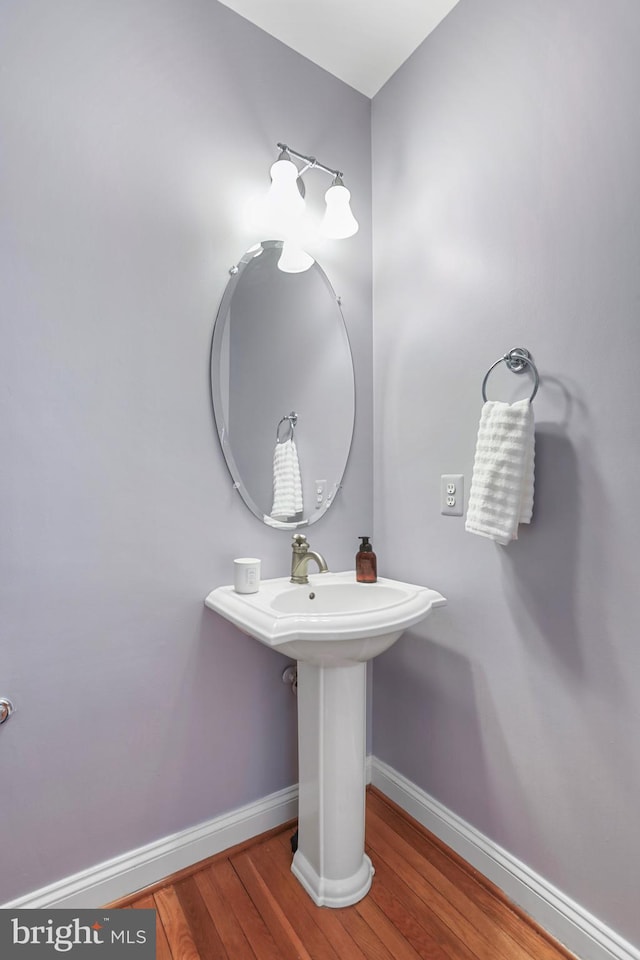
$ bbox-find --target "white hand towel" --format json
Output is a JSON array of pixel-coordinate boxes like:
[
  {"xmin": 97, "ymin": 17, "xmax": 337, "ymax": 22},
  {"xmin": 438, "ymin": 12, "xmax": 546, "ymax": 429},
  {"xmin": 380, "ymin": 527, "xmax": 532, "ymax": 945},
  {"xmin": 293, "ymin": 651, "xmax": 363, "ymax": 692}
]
[
  {"xmin": 465, "ymin": 398, "xmax": 535, "ymax": 545},
  {"xmin": 271, "ymin": 438, "xmax": 304, "ymax": 520}
]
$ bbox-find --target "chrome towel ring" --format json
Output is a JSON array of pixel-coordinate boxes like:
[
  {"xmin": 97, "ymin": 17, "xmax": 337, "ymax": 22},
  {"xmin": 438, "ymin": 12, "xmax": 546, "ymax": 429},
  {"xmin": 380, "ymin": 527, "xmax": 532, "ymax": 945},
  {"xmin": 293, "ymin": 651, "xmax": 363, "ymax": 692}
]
[
  {"xmin": 481, "ymin": 348, "xmax": 539, "ymax": 403},
  {"xmin": 276, "ymin": 411, "xmax": 298, "ymax": 443},
  {"xmin": 0, "ymin": 698, "xmax": 14, "ymax": 724}
]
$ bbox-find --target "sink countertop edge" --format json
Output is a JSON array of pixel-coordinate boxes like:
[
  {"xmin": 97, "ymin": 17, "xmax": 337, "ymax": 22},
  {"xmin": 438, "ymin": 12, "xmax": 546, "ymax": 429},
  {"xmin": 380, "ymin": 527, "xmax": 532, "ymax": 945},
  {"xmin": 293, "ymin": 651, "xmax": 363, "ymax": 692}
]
[{"xmin": 204, "ymin": 573, "xmax": 446, "ymax": 647}]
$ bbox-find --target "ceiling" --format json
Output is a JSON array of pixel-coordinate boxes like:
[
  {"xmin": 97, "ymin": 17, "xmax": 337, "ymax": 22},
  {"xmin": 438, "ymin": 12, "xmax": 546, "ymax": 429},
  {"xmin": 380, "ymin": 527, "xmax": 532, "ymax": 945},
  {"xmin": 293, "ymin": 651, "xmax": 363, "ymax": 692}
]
[{"xmin": 216, "ymin": 0, "xmax": 461, "ymax": 98}]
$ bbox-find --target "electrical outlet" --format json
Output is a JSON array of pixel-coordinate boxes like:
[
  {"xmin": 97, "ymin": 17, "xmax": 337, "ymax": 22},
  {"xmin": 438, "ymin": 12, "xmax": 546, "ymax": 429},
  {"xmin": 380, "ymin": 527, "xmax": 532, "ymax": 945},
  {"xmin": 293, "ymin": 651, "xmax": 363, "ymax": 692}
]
[
  {"xmin": 314, "ymin": 479, "xmax": 327, "ymax": 510},
  {"xmin": 441, "ymin": 474, "xmax": 464, "ymax": 516}
]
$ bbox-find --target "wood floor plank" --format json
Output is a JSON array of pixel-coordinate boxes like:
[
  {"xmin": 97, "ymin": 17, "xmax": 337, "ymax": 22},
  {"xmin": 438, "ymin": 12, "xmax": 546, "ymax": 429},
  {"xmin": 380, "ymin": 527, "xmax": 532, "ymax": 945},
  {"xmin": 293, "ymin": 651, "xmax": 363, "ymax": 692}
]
[
  {"xmin": 354, "ymin": 895, "xmax": 426, "ymax": 960},
  {"xmin": 368, "ymin": 790, "xmax": 573, "ymax": 960},
  {"xmin": 194, "ymin": 866, "xmax": 257, "ymax": 960},
  {"xmin": 366, "ymin": 806, "xmax": 530, "ymax": 960},
  {"xmin": 130, "ymin": 895, "xmax": 173, "ymax": 960},
  {"xmin": 207, "ymin": 859, "xmax": 281, "ymax": 960},
  {"xmin": 129, "ymin": 894, "xmax": 154, "ymax": 909},
  {"xmin": 155, "ymin": 925, "xmax": 174, "ymax": 960},
  {"xmin": 174, "ymin": 876, "xmax": 229, "ymax": 960},
  {"xmin": 339, "ymin": 906, "xmax": 402, "ymax": 960},
  {"xmin": 154, "ymin": 886, "xmax": 201, "ymax": 960},
  {"xmin": 366, "ymin": 850, "xmax": 475, "ymax": 960},
  {"xmin": 231, "ymin": 850, "xmax": 312, "ymax": 960}
]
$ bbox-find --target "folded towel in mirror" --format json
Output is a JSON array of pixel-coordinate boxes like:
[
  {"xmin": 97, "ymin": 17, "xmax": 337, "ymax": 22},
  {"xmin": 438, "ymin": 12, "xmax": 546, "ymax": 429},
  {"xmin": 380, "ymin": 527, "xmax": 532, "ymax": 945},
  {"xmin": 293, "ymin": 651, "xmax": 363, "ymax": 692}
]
[{"xmin": 271, "ymin": 438, "xmax": 304, "ymax": 520}]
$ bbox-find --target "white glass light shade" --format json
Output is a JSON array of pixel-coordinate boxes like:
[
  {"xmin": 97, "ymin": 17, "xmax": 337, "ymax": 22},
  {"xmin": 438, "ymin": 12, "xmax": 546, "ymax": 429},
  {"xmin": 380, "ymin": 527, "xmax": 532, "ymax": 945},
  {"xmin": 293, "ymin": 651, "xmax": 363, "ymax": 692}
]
[
  {"xmin": 277, "ymin": 240, "xmax": 315, "ymax": 273},
  {"xmin": 264, "ymin": 158, "xmax": 305, "ymax": 234},
  {"xmin": 321, "ymin": 182, "xmax": 359, "ymax": 239}
]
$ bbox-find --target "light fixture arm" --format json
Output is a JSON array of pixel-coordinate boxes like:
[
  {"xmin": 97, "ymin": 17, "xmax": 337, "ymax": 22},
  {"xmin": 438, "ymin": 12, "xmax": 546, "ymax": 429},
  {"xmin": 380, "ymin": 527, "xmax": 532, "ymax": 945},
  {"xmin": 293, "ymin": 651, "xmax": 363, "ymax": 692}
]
[{"xmin": 277, "ymin": 142, "xmax": 343, "ymax": 182}]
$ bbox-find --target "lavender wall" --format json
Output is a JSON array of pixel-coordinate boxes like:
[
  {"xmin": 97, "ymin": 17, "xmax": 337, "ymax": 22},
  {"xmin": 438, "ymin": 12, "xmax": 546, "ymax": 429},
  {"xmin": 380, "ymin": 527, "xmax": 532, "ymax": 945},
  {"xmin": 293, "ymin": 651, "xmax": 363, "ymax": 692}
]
[
  {"xmin": 372, "ymin": 0, "xmax": 640, "ymax": 946},
  {"xmin": 0, "ymin": 0, "xmax": 371, "ymax": 902}
]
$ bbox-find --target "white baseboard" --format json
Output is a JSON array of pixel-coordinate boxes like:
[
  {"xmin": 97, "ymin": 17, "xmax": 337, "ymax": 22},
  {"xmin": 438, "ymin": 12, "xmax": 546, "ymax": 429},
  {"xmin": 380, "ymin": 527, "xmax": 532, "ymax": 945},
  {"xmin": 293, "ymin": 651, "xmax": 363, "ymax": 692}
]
[
  {"xmin": 2, "ymin": 784, "xmax": 298, "ymax": 910},
  {"xmin": 371, "ymin": 757, "xmax": 640, "ymax": 960}
]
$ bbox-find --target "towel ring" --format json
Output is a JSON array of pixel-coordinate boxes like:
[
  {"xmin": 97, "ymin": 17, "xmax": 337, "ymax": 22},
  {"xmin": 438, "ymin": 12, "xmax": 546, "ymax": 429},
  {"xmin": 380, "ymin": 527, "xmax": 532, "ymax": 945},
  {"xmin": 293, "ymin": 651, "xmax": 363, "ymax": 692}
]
[
  {"xmin": 481, "ymin": 348, "xmax": 539, "ymax": 403},
  {"xmin": 276, "ymin": 411, "xmax": 298, "ymax": 443}
]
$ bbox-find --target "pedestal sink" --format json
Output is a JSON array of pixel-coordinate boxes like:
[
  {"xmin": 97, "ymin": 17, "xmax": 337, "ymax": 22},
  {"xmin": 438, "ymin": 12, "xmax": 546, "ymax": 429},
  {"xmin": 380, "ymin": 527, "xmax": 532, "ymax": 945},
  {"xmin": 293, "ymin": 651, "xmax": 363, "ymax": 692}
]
[{"xmin": 205, "ymin": 571, "xmax": 446, "ymax": 907}]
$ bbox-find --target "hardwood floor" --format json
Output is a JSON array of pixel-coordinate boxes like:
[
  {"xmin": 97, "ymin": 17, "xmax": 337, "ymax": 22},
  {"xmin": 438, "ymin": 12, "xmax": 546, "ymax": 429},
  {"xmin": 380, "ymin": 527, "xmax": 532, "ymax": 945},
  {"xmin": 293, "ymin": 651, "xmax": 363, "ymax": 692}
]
[{"xmin": 113, "ymin": 788, "xmax": 576, "ymax": 960}]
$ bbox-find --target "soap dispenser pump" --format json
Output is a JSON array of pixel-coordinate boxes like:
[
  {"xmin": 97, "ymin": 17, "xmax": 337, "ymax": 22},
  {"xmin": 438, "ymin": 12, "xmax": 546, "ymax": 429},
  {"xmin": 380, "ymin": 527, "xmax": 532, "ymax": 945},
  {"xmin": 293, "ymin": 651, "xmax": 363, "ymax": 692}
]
[{"xmin": 356, "ymin": 536, "xmax": 377, "ymax": 583}]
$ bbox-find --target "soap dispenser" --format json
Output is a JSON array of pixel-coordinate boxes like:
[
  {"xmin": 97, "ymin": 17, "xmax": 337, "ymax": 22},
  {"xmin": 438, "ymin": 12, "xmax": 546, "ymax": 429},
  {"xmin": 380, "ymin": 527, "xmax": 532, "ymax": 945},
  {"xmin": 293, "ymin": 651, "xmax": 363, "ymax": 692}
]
[{"xmin": 356, "ymin": 536, "xmax": 377, "ymax": 583}]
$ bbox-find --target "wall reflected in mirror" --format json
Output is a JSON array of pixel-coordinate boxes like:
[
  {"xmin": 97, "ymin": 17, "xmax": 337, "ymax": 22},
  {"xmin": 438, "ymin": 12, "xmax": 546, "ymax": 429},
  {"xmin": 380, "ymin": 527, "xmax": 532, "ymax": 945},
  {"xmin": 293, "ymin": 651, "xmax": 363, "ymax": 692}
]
[{"xmin": 210, "ymin": 241, "xmax": 355, "ymax": 528}]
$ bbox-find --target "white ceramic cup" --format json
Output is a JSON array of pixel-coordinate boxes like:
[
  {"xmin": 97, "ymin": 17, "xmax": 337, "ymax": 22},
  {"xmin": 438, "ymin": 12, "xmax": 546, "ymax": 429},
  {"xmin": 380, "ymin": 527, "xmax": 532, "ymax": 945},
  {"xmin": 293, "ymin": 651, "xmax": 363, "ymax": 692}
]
[{"xmin": 233, "ymin": 557, "xmax": 261, "ymax": 594}]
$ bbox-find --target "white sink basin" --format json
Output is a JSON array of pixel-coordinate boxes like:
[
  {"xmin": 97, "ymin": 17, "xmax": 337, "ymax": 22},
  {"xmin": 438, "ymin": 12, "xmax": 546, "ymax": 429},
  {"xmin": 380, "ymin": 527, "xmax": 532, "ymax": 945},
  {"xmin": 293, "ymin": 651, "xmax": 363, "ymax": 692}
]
[{"xmin": 205, "ymin": 570, "xmax": 446, "ymax": 665}]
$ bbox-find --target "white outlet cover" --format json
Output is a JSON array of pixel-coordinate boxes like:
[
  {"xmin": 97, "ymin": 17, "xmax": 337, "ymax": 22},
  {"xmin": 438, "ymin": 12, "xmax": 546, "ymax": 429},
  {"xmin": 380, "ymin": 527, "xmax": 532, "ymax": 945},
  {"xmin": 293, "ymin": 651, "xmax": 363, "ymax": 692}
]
[{"xmin": 441, "ymin": 474, "xmax": 464, "ymax": 516}]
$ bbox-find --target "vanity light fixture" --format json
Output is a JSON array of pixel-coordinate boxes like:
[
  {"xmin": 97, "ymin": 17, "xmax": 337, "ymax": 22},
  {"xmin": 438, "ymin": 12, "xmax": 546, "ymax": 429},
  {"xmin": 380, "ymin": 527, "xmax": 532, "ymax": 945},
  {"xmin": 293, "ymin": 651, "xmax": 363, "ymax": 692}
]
[
  {"xmin": 264, "ymin": 142, "xmax": 359, "ymax": 271},
  {"xmin": 321, "ymin": 176, "xmax": 359, "ymax": 239},
  {"xmin": 264, "ymin": 148, "xmax": 306, "ymax": 231}
]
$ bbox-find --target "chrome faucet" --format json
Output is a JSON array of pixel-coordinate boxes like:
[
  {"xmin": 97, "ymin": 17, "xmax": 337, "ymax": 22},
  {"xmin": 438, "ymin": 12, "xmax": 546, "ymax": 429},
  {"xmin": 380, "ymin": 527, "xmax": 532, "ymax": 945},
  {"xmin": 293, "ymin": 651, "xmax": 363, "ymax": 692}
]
[{"xmin": 290, "ymin": 534, "xmax": 329, "ymax": 584}]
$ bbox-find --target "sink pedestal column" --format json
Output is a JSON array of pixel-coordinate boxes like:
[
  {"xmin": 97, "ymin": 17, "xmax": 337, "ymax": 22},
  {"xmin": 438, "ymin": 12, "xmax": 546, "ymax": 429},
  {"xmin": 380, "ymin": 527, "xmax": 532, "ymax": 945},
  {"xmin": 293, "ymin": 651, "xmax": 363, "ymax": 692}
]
[{"xmin": 291, "ymin": 660, "xmax": 373, "ymax": 907}]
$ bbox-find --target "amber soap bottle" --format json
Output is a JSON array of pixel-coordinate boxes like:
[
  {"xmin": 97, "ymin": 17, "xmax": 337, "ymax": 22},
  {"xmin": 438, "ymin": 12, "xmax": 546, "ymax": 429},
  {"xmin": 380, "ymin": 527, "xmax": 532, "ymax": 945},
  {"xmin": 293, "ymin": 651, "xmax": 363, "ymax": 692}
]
[{"xmin": 356, "ymin": 536, "xmax": 377, "ymax": 583}]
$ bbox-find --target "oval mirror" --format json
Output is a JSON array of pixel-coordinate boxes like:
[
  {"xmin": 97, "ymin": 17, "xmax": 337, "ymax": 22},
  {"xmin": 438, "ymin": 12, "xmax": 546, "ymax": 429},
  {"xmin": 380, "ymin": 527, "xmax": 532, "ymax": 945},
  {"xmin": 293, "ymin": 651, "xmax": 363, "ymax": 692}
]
[{"xmin": 210, "ymin": 241, "xmax": 355, "ymax": 528}]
